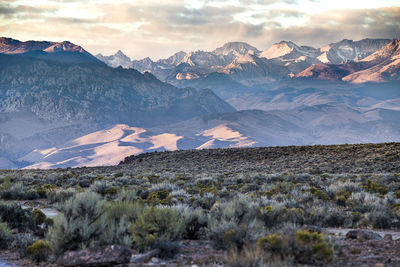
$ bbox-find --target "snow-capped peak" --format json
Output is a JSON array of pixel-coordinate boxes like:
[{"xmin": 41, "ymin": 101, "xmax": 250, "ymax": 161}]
[
  {"xmin": 260, "ymin": 41, "xmax": 298, "ymax": 59},
  {"xmin": 213, "ymin": 42, "xmax": 260, "ymax": 56}
]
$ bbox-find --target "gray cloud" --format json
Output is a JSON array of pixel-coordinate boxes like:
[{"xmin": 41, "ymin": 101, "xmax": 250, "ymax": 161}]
[
  {"xmin": 256, "ymin": 7, "xmax": 400, "ymax": 49},
  {"xmin": 0, "ymin": 1, "xmax": 399, "ymax": 59}
]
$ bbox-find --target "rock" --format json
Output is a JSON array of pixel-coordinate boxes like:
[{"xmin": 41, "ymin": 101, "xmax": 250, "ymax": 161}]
[
  {"xmin": 303, "ymin": 225, "xmax": 323, "ymax": 233},
  {"xmin": 151, "ymin": 257, "xmax": 160, "ymax": 263},
  {"xmin": 345, "ymin": 230, "xmax": 383, "ymax": 241},
  {"xmin": 56, "ymin": 245, "xmax": 132, "ymax": 266},
  {"xmin": 11, "ymin": 228, "xmax": 18, "ymax": 234},
  {"xmin": 374, "ymin": 264, "xmax": 385, "ymax": 267},
  {"xmin": 130, "ymin": 249, "xmax": 160, "ymax": 263},
  {"xmin": 384, "ymin": 234, "xmax": 392, "ymax": 241}
]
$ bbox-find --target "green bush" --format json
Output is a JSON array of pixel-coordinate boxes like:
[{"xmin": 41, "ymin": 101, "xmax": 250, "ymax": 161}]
[
  {"xmin": 257, "ymin": 233, "xmax": 283, "ymax": 253},
  {"xmin": 0, "ymin": 203, "xmax": 36, "ymax": 231},
  {"xmin": 294, "ymin": 230, "xmax": 333, "ymax": 263},
  {"xmin": 47, "ymin": 191, "xmax": 107, "ymax": 255},
  {"xmin": 130, "ymin": 206, "xmax": 183, "ymax": 251},
  {"xmin": 33, "ymin": 208, "xmax": 47, "ymax": 225},
  {"xmin": 146, "ymin": 190, "xmax": 170, "ymax": 204},
  {"xmin": 13, "ymin": 233, "xmax": 38, "ymax": 257},
  {"xmin": 257, "ymin": 229, "xmax": 334, "ymax": 264},
  {"xmin": 364, "ymin": 180, "xmax": 389, "ymax": 195},
  {"xmin": 181, "ymin": 207, "xmax": 208, "ymax": 240},
  {"xmin": 0, "ymin": 221, "xmax": 11, "ymax": 249},
  {"xmin": 1, "ymin": 183, "xmax": 39, "ymax": 200},
  {"xmin": 27, "ymin": 240, "xmax": 51, "ymax": 262},
  {"xmin": 101, "ymin": 201, "xmax": 144, "ymax": 246},
  {"xmin": 47, "ymin": 188, "xmax": 76, "ymax": 204}
]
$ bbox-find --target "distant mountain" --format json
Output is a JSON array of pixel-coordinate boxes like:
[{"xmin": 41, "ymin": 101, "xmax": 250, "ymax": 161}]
[
  {"xmin": 0, "ymin": 37, "xmax": 55, "ymax": 54},
  {"xmin": 0, "ymin": 38, "xmax": 235, "ymax": 168},
  {"xmin": 1, "ymin": 37, "xmax": 399, "ymax": 169},
  {"xmin": 0, "ymin": 37, "xmax": 100, "ymax": 63},
  {"xmin": 318, "ymin": 38, "xmax": 391, "ymax": 64},
  {"xmin": 213, "ymin": 42, "xmax": 260, "ymax": 56},
  {"xmin": 95, "ymin": 38, "xmax": 394, "ymax": 100},
  {"xmin": 260, "ymin": 41, "xmax": 319, "ymax": 59},
  {"xmin": 21, "ymin": 105, "xmax": 400, "ymax": 169},
  {"xmin": 96, "ymin": 50, "xmax": 132, "ymax": 68},
  {"xmin": 295, "ymin": 63, "xmax": 355, "ymax": 80},
  {"xmin": 342, "ymin": 40, "xmax": 400, "ymax": 83},
  {"xmin": 0, "ymin": 53, "xmax": 233, "ymax": 125}
]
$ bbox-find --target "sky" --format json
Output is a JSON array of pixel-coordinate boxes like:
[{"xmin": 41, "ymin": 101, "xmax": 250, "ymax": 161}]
[{"xmin": 1, "ymin": 0, "xmax": 399, "ymax": 60}]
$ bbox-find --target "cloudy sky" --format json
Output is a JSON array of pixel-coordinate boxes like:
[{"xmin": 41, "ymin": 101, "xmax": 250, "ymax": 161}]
[{"xmin": 1, "ymin": 0, "xmax": 399, "ymax": 59}]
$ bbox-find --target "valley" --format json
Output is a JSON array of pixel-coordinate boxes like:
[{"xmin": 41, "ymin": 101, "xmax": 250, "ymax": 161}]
[{"xmin": 0, "ymin": 37, "xmax": 399, "ymax": 169}]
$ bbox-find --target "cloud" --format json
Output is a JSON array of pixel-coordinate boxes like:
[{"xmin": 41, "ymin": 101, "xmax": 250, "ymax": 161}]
[
  {"xmin": 0, "ymin": 0, "xmax": 399, "ymax": 59},
  {"xmin": 256, "ymin": 7, "xmax": 400, "ymax": 48}
]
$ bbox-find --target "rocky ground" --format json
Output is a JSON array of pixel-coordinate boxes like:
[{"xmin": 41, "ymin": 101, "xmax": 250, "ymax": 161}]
[
  {"xmin": 1, "ymin": 142, "xmax": 400, "ymax": 266},
  {"xmin": 121, "ymin": 142, "xmax": 400, "ymax": 174},
  {"xmin": 2, "ymin": 228, "xmax": 400, "ymax": 266}
]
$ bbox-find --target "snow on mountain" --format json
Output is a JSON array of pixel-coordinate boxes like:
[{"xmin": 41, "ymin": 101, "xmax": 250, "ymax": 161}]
[
  {"xmin": 94, "ymin": 38, "xmax": 395, "ymax": 91},
  {"xmin": 213, "ymin": 42, "xmax": 260, "ymax": 56},
  {"xmin": 260, "ymin": 41, "xmax": 297, "ymax": 59},
  {"xmin": 342, "ymin": 40, "xmax": 400, "ymax": 83},
  {"xmin": 318, "ymin": 39, "xmax": 391, "ymax": 64},
  {"xmin": 221, "ymin": 53, "xmax": 289, "ymax": 85},
  {"xmin": 95, "ymin": 50, "xmax": 132, "ymax": 68},
  {"xmin": 157, "ymin": 51, "xmax": 186, "ymax": 66}
]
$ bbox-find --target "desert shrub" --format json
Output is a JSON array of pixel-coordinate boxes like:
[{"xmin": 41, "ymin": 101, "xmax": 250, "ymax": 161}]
[
  {"xmin": 210, "ymin": 195, "xmax": 260, "ymax": 224},
  {"xmin": 257, "ymin": 233, "xmax": 283, "ymax": 254},
  {"xmin": 293, "ymin": 230, "xmax": 333, "ymax": 263},
  {"xmin": 259, "ymin": 201, "xmax": 304, "ymax": 228},
  {"xmin": 27, "ymin": 240, "xmax": 51, "ymax": 262},
  {"xmin": 0, "ymin": 203, "xmax": 36, "ymax": 231},
  {"xmin": 150, "ymin": 181, "xmax": 177, "ymax": 192},
  {"xmin": 33, "ymin": 208, "xmax": 47, "ymax": 225},
  {"xmin": 90, "ymin": 180, "xmax": 114, "ymax": 195},
  {"xmin": 207, "ymin": 196, "xmax": 265, "ymax": 249},
  {"xmin": 364, "ymin": 180, "xmax": 389, "ymax": 195},
  {"xmin": 36, "ymin": 184, "xmax": 57, "ymax": 198},
  {"xmin": 322, "ymin": 211, "xmax": 346, "ymax": 227},
  {"xmin": 146, "ymin": 190, "xmax": 171, "ymax": 204},
  {"xmin": 1, "ymin": 182, "xmax": 39, "ymax": 200},
  {"xmin": 227, "ymin": 243, "xmax": 294, "ymax": 267},
  {"xmin": 0, "ymin": 220, "xmax": 11, "ymax": 249},
  {"xmin": 193, "ymin": 192, "xmax": 216, "ymax": 209},
  {"xmin": 257, "ymin": 229, "xmax": 333, "ymax": 264},
  {"xmin": 130, "ymin": 206, "xmax": 183, "ymax": 253},
  {"xmin": 47, "ymin": 191, "xmax": 107, "ymax": 255},
  {"xmin": 181, "ymin": 207, "xmax": 208, "ymax": 240},
  {"xmin": 326, "ymin": 181, "xmax": 361, "ymax": 198},
  {"xmin": 208, "ymin": 218, "xmax": 264, "ymax": 250},
  {"xmin": 118, "ymin": 189, "xmax": 138, "ymax": 202},
  {"xmin": 367, "ymin": 210, "xmax": 392, "ymax": 228},
  {"xmin": 347, "ymin": 192, "xmax": 387, "ymax": 213},
  {"xmin": 14, "ymin": 233, "xmax": 38, "ymax": 256},
  {"xmin": 47, "ymin": 188, "xmax": 76, "ymax": 204},
  {"xmin": 207, "ymin": 218, "xmax": 239, "ymax": 249},
  {"xmin": 169, "ymin": 189, "xmax": 190, "ymax": 203},
  {"xmin": 100, "ymin": 201, "xmax": 145, "ymax": 246}
]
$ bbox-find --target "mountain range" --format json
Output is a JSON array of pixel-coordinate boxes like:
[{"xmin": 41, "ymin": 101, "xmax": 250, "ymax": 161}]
[
  {"xmin": 96, "ymin": 38, "xmax": 398, "ymax": 91},
  {"xmin": 1, "ymin": 37, "xmax": 399, "ymax": 169}
]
